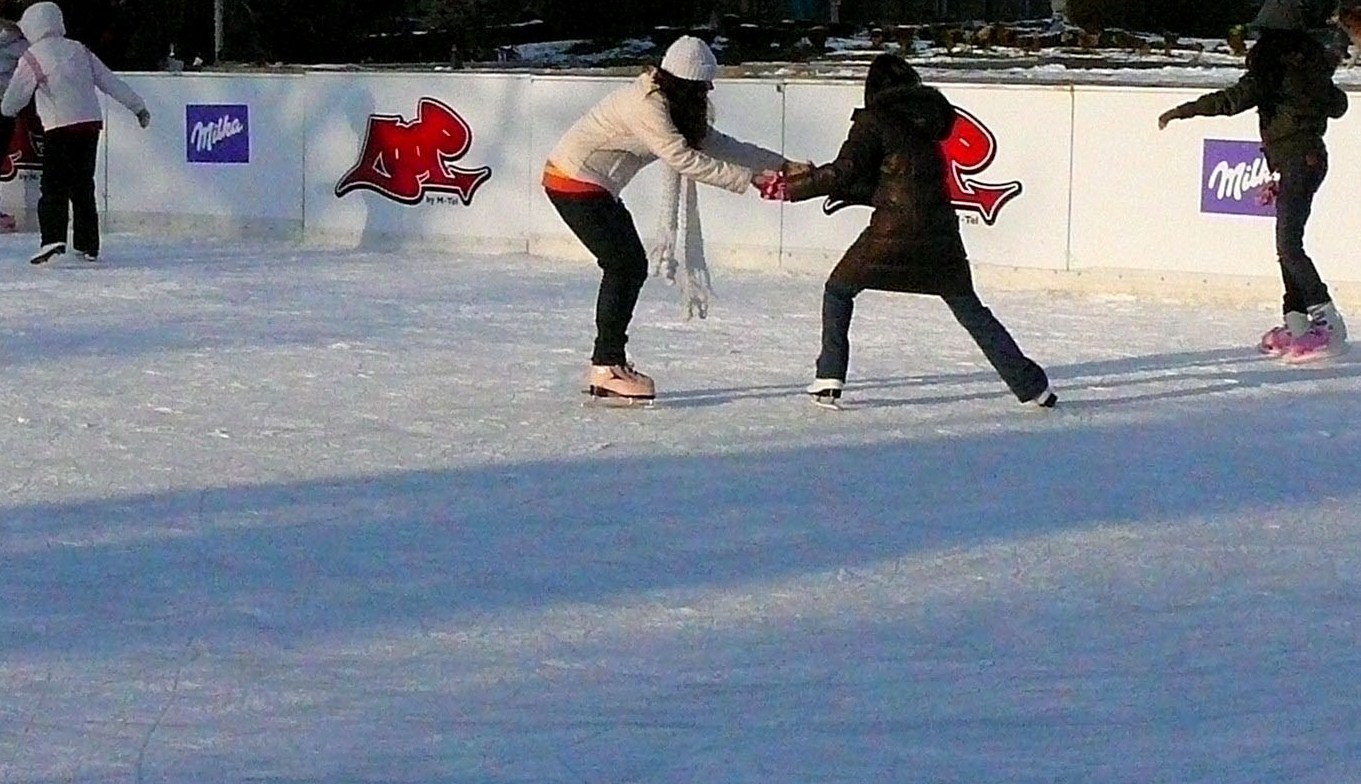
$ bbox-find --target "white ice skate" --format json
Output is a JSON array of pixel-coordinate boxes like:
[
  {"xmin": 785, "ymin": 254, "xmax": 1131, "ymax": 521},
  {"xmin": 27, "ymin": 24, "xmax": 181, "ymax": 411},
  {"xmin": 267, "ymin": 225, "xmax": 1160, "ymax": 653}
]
[
  {"xmin": 29, "ymin": 242, "xmax": 66, "ymax": 265},
  {"xmin": 807, "ymin": 378, "xmax": 844, "ymax": 410},
  {"xmin": 1024, "ymin": 385, "xmax": 1058, "ymax": 409}
]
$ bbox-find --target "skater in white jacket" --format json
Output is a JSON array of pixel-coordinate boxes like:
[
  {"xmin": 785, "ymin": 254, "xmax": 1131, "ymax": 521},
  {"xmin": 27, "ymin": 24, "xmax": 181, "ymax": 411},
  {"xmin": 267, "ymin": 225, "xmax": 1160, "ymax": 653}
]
[
  {"xmin": 543, "ymin": 36, "xmax": 798, "ymax": 402},
  {"xmin": 0, "ymin": 1, "xmax": 149, "ymax": 264}
]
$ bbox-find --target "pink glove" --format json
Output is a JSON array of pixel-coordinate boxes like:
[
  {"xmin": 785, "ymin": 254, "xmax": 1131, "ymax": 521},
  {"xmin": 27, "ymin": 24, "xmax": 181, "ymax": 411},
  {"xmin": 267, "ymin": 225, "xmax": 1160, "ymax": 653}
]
[
  {"xmin": 1257, "ymin": 179, "xmax": 1280, "ymax": 207},
  {"xmin": 759, "ymin": 171, "xmax": 788, "ymax": 201}
]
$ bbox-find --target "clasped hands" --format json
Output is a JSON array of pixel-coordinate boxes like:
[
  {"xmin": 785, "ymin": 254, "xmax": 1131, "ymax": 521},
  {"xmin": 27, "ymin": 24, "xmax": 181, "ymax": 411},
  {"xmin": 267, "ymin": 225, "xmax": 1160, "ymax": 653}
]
[{"xmin": 753, "ymin": 160, "xmax": 812, "ymax": 201}]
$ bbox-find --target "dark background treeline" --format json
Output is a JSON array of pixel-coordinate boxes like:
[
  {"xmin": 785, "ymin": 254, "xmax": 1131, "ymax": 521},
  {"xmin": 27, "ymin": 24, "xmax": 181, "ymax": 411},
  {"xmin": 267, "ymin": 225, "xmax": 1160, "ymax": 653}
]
[{"xmin": 0, "ymin": 0, "xmax": 1279, "ymax": 69}]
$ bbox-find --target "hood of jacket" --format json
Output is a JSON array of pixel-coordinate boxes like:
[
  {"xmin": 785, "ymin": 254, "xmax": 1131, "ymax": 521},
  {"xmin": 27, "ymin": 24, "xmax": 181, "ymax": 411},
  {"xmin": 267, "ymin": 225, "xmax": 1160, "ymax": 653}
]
[
  {"xmin": 863, "ymin": 85, "xmax": 956, "ymax": 142},
  {"xmin": 18, "ymin": 2, "xmax": 65, "ymax": 44}
]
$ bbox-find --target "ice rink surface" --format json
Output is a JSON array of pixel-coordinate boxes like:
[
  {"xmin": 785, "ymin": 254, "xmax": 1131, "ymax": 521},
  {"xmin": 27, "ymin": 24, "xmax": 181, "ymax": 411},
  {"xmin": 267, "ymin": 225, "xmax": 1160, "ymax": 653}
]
[{"xmin": 2, "ymin": 234, "xmax": 1360, "ymax": 782}]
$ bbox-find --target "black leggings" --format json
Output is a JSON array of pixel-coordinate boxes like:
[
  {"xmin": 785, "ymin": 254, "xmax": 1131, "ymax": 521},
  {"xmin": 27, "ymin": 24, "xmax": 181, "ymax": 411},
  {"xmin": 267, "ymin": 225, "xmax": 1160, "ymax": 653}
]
[
  {"xmin": 39, "ymin": 126, "xmax": 102, "ymax": 254},
  {"xmin": 546, "ymin": 190, "xmax": 650, "ymax": 366}
]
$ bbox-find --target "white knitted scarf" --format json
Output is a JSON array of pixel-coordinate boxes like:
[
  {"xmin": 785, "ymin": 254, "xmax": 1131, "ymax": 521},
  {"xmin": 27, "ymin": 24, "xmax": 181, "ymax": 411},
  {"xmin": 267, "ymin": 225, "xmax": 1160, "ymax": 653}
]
[{"xmin": 647, "ymin": 166, "xmax": 712, "ymax": 320}]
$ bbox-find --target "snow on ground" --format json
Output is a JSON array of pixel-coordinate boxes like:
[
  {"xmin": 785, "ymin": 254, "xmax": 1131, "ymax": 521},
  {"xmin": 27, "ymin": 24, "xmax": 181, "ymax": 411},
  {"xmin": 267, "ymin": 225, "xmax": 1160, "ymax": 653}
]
[
  {"xmin": 3, "ymin": 233, "xmax": 1361, "ymax": 782},
  {"xmin": 493, "ymin": 32, "xmax": 1361, "ymax": 89}
]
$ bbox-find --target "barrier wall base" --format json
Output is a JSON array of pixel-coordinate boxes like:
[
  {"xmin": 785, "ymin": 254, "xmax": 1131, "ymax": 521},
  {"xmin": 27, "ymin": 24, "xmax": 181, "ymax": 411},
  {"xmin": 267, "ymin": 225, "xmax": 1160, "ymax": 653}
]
[
  {"xmin": 970, "ymin": 264, "xmax": 1318, "ymax": 311},
  {"xmin": 107, "ymin": 213, "xmax": 304, "ymax": 242},
  {"xmin": 303, "ymin": 229, "xmax": 529, "ymax": 256}
]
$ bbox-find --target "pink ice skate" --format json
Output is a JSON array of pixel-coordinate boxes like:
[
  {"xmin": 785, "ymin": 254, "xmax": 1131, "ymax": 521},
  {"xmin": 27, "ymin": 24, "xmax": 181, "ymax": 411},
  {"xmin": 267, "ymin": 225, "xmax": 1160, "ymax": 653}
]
[
  {"xmin": 1283, "ymin": 303, "xmax": 1348, "ymax": 364},
  {"xmin": 1283, "ymin": 326, "xmax": 1348, "ymax": 364},
  {"xmin": 1258, "ymin": 326, "xmax": 1292, "ymax": 357},
  {"xmin": 1259, "ymin": 312, "xmax": 1308, "ymax": 357}
]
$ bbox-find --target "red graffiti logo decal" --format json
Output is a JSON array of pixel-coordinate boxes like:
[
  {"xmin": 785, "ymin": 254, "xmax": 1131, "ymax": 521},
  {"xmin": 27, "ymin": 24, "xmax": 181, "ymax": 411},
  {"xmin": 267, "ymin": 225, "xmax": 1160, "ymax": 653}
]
[
  {"xmin": 942, "ymin": 108, "xmax": 1022, "ymax": 225},
  {"xmin": 335, "ymin": 98, "xmax": 491, "ymax": 205},
  {"xmin": 0, "ymin": 109, "xmax": 43, "ymax": 182}
]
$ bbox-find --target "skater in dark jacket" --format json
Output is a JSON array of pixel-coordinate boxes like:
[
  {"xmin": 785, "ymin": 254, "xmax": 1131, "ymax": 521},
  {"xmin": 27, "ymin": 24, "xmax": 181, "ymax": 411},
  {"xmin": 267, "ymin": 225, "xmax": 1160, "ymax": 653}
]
[
  {"xmin": 770, "ymin": 53, "xmax": 1054, "ymax": 408},
  {"xmin": 0, "ymin": 16, "xmax": 27, "ymax": 232},
  {"xmin": 1159, "ymin": 0, "xmax": 1349, "ymax": 363}
]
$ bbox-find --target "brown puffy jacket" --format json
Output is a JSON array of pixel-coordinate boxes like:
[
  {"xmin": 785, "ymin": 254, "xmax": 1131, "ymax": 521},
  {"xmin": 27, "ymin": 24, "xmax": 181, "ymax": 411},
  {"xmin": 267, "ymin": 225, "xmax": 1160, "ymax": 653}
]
[{"xmin": 785, "ymin": 84, "xmax": 972, "ymax": 296}]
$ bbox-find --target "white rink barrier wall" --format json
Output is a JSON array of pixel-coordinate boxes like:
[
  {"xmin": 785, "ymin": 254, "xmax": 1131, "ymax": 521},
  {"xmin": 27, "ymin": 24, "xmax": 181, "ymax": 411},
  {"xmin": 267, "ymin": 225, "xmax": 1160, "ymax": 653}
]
[{"xmin": 8, "ymin": 71, "xmax": 1358, "ymax": 299}]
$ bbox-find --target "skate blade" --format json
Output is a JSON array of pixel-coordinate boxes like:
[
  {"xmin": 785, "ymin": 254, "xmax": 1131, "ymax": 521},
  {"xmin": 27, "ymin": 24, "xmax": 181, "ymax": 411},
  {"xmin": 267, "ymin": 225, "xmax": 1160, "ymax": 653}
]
[
  {"xmin": 582, "ymin": 388, "xmax": 656, "ymax": 408},
  {"xmin": 29, "ymin": 250, "xmax": 66, "ymax": 265},
  {"xmin": 809, "ymin": 394, "xmax": 843, "ymax": 411},
  {"xmin": 1279, "ymin": 344, "xmax": 1350, "ymax": 366}
]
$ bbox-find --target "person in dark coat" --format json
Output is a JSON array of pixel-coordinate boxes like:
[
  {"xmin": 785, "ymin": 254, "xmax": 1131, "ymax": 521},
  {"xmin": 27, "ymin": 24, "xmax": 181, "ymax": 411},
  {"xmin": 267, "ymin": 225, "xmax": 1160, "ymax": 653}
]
[
  {"xmin": 774, "ymin": 53, "xmax": 1055, "ymax": 408},
  {"xmin": 1159, "ymin": 0, "xmax": 1348, "ymax": 363}
]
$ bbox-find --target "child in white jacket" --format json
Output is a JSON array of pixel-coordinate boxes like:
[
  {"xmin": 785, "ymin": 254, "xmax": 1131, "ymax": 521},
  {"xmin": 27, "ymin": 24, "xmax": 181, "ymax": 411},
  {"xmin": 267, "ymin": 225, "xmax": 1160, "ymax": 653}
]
[{"xmin": 0, "ymin": 2, "xmax": 149, "ymax": 264}]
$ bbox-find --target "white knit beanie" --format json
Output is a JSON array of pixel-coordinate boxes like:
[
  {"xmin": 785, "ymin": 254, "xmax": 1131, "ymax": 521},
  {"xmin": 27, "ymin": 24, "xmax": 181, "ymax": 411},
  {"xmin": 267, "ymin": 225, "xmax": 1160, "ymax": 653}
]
[{"xmin": 661, "ymin": 36, "xmax": 718, "ymax": 82}]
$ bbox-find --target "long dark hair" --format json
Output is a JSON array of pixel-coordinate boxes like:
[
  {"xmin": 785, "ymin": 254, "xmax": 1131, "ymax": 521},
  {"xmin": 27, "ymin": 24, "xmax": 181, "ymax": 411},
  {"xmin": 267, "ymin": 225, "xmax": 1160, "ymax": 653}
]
[
  {"xmin": 864, "ymin": 53, "xmax": 922, "ymax": 105},
  {"xmin": 1246, "ymin": 28, "xmax": 1329, "ymax": 117},
  {"xmin": 651, "ymin": 67, "xmax": 710, "ymax": 149}
]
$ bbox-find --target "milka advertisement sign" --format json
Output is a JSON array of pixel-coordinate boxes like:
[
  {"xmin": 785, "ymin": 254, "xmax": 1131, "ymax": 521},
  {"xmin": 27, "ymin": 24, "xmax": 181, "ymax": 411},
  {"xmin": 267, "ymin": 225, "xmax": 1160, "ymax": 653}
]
[
  {"xmin": 1201, "ymin": 139, "xmax": 1275, "ymax": 217},
  {"xmin": 186, "ymin": 104, "xmax": 250, "ymax": 164}
]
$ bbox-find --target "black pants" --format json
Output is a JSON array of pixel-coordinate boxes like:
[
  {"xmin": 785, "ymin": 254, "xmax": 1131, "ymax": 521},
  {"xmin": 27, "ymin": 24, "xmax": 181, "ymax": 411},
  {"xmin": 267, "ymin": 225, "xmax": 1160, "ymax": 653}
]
[
  {"xmin": 0, "ymin": 115, "xmax": 13, "ymax": 217},
  {"xmin": 546, "ymin": 190, "xmax": 649, "ymax": 366},
  {"xmin": 1274, "ymin": 146, "xmax": 1330, "ymax": 314},
  {"xmin": 0, "ymin": 115, "xmax": 14, "ymax": 161},
  {"xmin": 39, "ymin": 126, "xmax": 101, "ymax": 255},
  {"xmin": 816, "ymin": 280, "xmax": 1050, "ymax": 403}
]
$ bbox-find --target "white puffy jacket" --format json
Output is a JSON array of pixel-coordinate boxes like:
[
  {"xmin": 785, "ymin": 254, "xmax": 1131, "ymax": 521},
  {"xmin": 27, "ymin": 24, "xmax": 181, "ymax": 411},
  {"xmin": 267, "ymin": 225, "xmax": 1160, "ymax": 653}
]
[
  {"xmin": 546, "ymin": 70, "xmax": 784, "ymax": 196},
  {"xmin": 0, "ymin": 2, "xmax": 145, "ymax": 129}
]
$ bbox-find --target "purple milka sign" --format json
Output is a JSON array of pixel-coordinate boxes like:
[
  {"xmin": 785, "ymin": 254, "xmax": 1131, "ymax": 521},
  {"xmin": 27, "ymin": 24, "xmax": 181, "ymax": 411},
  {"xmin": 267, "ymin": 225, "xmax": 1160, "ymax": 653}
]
[
  {"xmin": 1201, "ymin": 139, "xmax": 1274, "ymax": 217},
  {"xmin": 185, "ymin": 104, "xmax": 250, "ymax": 164}
]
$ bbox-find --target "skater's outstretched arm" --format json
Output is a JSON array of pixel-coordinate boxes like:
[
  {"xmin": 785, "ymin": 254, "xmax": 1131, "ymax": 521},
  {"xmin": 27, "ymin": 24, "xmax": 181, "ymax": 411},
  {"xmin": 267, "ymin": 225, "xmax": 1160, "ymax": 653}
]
[
  {"xmin": 88, "ymin": 49, "xmax": 149, "ymax": 126},
  {"xmin": 1159, "ymin": 75, "xmax": 1261, "ymax": 129},
  {"xmin": 782, "ymin": 112, "xmax": 883, "ymax": 203},
  {"xmin": 782, "ymin": 85, "xmax": 953, "ymax": 203},
  {"xmin": 701, "ymin": 127, "xmax": 786, "ymax": 175},
  {"xmin": 631, "ymin": 102, "xmax": 759, "ymax": 193}
]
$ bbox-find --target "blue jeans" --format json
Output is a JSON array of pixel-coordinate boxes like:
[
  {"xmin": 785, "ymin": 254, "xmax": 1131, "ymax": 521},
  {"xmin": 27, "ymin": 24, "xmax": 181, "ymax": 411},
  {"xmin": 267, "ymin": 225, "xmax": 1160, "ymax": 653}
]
[
  {"xmin": 815, "ymin": 280, "xmax": 1049, "ymax": 402},
  {"xmin": 1274, "ymin": 146, "xmax": 1331, "ymax": 314}
]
